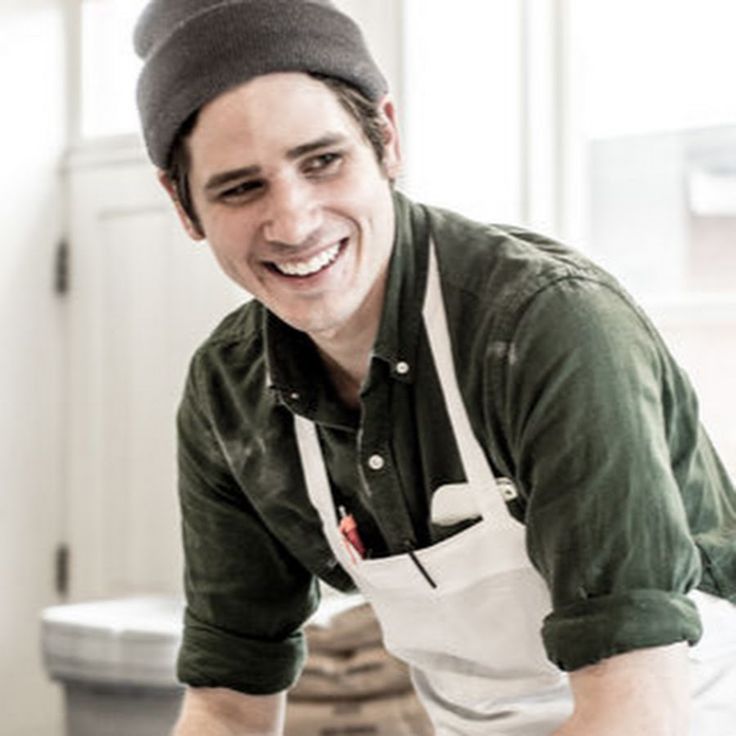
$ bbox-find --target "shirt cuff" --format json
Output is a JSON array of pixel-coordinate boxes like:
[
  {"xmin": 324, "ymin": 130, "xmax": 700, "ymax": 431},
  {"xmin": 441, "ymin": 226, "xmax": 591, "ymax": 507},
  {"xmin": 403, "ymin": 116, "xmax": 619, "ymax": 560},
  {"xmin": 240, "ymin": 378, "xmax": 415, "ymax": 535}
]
[
  {"xmin": 542, "ymin": 589, "xmax": 703, "ymax": 672},
  {"xmin": 177, "ymin": 608, "xmax": 306, "ymax": 694}
]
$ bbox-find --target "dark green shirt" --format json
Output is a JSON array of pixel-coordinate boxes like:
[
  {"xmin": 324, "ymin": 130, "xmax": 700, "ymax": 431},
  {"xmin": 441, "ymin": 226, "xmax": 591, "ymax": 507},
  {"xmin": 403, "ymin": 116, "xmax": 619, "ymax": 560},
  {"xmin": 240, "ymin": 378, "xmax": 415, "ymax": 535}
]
[{"xmin": 176, "ymin": 192, "xmax": 736, "ymax": 694}]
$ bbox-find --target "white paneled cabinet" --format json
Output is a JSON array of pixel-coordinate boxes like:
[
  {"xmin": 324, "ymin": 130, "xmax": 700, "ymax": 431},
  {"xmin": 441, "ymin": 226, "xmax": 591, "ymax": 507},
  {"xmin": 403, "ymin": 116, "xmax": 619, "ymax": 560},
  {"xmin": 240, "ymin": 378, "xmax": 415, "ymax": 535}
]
[{"xmin": 65, "ymin": 141, "xmax": 245, "ymax": 600}]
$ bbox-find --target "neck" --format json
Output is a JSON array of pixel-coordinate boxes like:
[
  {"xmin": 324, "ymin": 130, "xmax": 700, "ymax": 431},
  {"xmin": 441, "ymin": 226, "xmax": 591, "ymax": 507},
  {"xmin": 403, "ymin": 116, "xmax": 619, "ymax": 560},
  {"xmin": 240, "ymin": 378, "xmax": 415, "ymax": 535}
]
[
  {"xmin": 316, "ymin": 345, "xmax": 369, "ymax": 411},
  {"xmin": 309, "ymin": 275, "xmax": 387, "ymax": 410}
]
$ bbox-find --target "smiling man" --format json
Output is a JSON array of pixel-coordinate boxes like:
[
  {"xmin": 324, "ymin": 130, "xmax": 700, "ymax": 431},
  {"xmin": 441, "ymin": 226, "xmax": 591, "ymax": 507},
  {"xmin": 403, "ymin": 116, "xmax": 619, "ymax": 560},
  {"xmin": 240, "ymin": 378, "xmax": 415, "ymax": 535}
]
[
  {"xmin": 172, "ymin": 73, "xmax": 401, "ymax": 407},
  {"xmin": 133, "ymin": 2, "xmax": 736, "ymax": 735}
]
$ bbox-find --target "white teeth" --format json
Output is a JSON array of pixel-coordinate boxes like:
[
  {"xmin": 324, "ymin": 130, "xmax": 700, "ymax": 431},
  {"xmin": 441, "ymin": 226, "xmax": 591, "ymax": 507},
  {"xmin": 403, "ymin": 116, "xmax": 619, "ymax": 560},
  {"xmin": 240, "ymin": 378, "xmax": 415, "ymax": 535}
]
[{"xmin": 275, "ymin": 242, "xmax": 341, "ymax": 277}]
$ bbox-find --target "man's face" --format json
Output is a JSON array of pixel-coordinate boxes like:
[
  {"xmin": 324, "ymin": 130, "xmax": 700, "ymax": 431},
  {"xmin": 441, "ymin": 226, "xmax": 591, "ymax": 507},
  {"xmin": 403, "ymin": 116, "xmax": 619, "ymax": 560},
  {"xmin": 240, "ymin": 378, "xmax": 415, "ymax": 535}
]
[{"xmin": 172, "ymin": 72, "xmax": 401, "ymax": 341}]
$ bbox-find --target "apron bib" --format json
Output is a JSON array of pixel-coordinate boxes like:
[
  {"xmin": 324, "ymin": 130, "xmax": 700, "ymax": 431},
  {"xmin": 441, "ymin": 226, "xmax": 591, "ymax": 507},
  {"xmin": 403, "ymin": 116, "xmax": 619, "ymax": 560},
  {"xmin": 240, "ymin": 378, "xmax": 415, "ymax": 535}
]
[{"xmin": 294, "ymin": 240, "xmax": 736, "ymax": 735}]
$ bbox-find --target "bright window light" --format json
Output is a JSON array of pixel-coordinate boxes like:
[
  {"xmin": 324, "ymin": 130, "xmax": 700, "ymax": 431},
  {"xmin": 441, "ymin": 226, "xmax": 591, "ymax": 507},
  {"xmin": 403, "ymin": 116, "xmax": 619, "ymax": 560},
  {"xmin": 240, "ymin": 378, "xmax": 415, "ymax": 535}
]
[
  {"xmin": 572, "ymin": 0, "xmax": 736, "ymax": 139},
  {"xmin": 402, "ymin": 0, "xmax": 523, "ymax": 224},
  {"xmin": 568, "ymin": 0, "xmax": 736, "ymax": 300},
  {"xmin": 80, "ymin": 0, "xmax": 148, "ymax": 139}
]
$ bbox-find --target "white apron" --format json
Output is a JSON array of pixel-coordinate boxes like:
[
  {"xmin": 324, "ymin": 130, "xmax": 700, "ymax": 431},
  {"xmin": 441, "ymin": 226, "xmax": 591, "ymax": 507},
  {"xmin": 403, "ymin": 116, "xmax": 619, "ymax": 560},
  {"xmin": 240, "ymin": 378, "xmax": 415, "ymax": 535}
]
[{"xmin": 294, "ymin": 240, "xmax": 736, "ymax": 735}]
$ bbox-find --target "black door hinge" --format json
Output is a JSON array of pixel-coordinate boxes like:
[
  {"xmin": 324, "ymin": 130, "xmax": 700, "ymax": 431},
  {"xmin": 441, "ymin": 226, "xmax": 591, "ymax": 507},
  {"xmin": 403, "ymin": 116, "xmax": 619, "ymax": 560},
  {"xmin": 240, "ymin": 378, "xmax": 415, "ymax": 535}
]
[
  {"xmin": 55, "ymin": 543, "xmax": 70, "ymax": 597},
  {"xmin": 54, "ymin": 238, "xmax": 69, "ymax": 296}
]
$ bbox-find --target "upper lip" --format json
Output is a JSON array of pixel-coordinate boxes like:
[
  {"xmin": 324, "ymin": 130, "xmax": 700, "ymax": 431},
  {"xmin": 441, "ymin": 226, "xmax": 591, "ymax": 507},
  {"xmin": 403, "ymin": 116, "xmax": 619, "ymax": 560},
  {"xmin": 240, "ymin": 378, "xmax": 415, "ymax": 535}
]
[{"xmin": 265, "ymin": 237, "xmax": 347, "ymax": 267}]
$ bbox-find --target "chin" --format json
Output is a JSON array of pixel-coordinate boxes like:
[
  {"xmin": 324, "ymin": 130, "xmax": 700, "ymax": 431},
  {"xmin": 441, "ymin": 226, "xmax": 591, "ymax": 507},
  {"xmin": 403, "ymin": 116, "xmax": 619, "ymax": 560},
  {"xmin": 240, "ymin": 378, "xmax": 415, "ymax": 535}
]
[{"xmin": 284, "ymin": 308, "xmax": 353, "ymax": 337}]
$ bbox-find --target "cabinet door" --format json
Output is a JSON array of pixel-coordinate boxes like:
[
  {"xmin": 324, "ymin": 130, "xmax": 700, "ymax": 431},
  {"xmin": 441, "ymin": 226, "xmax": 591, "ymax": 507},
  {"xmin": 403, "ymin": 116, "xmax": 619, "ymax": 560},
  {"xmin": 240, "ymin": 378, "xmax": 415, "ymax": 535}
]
[{"xmin": 65, "ymin": 144, "xmax": 245, "ymax": 599}]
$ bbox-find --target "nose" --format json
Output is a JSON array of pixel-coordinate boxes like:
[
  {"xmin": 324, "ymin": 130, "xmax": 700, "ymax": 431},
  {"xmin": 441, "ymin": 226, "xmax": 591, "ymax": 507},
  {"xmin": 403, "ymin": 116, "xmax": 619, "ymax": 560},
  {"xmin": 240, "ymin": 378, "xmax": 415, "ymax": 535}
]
[{"xmin": 262, "ymin": 177, "xmax": 323, "ymax": 246}]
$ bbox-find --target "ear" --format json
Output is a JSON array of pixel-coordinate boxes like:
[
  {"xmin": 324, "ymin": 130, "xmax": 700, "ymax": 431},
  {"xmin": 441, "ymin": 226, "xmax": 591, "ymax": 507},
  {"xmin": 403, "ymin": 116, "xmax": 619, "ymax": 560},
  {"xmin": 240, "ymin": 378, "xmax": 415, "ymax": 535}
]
[
  {"xmin": 377, "ymin": 95, "xmax": 402, "ymax": 180},
  {"xmin": 157, "ymin": 171, "xmax": 206, "ymax": 241}
]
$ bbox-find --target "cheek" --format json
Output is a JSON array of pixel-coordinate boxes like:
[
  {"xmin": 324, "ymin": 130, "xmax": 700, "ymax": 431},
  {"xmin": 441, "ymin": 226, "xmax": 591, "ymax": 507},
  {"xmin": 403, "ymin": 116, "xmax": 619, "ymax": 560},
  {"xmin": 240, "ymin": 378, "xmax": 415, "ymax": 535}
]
[
  {"xmin": 204, "ymin": 220, "xmax": 261, "ymax": 278},
  {"xmin": 208, "ymin": 247, "xmax": 264, "ymax": 295},
  {"xmin": 205, "ymin": 212, "xmax": 257, "ymax": 255},
  {"xmin": 328, "ymin": 175, "xmax": 389, "ymax": 230}
]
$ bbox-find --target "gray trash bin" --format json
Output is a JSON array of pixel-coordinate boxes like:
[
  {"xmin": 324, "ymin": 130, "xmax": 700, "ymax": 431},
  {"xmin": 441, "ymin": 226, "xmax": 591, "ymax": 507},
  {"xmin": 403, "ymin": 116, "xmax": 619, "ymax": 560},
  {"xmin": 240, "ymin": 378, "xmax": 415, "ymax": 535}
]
[{"xmin": 41, "ymin": 596, "xmax": 185, "ymax": 736}]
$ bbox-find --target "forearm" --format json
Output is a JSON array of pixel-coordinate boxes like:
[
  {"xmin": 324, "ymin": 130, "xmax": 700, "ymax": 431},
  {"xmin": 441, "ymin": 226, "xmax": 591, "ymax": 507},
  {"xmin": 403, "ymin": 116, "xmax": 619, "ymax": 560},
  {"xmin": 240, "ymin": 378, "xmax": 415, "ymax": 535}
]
[
  {"xmin": 172, "ymin": 687, "xmax": 286, "ymax": 736},
  {"xmin": 552, "ymin": 642, "xmax": 690, "ymax": 736}
]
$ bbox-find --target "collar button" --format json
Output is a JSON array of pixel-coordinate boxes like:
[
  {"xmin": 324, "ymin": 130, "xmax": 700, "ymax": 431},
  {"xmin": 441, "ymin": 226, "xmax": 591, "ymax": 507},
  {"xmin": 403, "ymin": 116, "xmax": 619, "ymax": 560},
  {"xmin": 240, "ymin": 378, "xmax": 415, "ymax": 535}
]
[{"xmin": 395, "ymin": 361, "xmax": 410, "ymax": 376}]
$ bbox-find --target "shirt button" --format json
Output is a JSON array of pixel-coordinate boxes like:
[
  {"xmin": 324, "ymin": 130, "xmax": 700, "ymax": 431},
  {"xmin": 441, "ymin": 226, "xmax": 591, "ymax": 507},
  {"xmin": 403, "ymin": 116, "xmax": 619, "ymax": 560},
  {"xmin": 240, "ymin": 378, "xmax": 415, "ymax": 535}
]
[
  {"xmin": 497, "ymin": 478, "xmax": 518, "ymax": 501},
  {"xmin": 367, "ymin": 454, "xmax": 385, "ymax": 471},
  {"xmin": 395, "ymin": 361, "xmax": 410, "ymax": 375},
  {"xmin": 289, "ymin": 392, "xmax": 300, "ymax": 400}
]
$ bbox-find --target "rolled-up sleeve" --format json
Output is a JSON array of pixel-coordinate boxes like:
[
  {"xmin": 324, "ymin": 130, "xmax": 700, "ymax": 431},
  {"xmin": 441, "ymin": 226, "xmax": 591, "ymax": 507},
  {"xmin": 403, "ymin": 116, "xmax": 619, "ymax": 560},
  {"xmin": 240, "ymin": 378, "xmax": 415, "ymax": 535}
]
[
  {"xmin": 176, "ymin": 356, "xmax": 319, "ymax": 693},
  {"xmin": 503, "ymin": 277, "xmax": 703, "ymax": 671}
]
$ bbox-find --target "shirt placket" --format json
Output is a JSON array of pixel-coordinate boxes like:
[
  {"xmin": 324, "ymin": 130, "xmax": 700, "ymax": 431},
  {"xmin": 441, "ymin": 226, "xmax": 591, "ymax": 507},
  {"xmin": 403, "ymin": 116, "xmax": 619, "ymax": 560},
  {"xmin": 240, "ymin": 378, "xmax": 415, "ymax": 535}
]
[{"xmin": 357, "ymin": 362, "xmax": 418, "ymax": 555}]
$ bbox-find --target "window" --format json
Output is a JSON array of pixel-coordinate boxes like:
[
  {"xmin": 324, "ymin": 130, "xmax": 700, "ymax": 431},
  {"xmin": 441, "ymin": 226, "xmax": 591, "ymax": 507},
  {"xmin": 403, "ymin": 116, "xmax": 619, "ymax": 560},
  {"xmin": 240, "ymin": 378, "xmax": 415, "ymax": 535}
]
[
  {"xmin": 565, "ymin": 0, "xmax": 736, "ymax": 474},
  {"xmin": 79, "ymin": 0, "xmax": 148, "ymax": 139},
  {"xmin": 402, "ymin": 0, "xmax": 525, "ymax": 224},
  {"xmin": 567, "ymin": 0, "xmax": 736, "ymax": 300}
]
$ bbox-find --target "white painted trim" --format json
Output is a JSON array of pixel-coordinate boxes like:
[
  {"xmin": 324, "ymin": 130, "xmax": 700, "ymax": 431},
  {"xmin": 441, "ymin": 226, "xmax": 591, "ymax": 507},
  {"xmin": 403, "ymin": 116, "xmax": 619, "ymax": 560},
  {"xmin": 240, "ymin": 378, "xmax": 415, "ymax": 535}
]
[
  {"xmin": 64, "ymin": 134, "xmax": 148, "ymax": 172},
  {"xmin": 519, "ymin": 0, "xmax": 567, "ymax": 237},
  {"xmin": 64, "ymin": 0, "xmax": 82, "ymax": 148},
  {"xmin": 6, "ymin": 722, "xmax": 64, "ymax": 736},
  {"xmin": 59, "ymin": 0, "xmax": 80, "ymax": 559},
  {"xmin": 642, "ymin": 294, "xmax": 736, "ymax": 326},
  {"xmin": 518, "ymin": 0, "xmax": 531, "ymax": 226},
  {"xmin": 553, "ymin": 0, "xmax": 570, "ymax": 239}
]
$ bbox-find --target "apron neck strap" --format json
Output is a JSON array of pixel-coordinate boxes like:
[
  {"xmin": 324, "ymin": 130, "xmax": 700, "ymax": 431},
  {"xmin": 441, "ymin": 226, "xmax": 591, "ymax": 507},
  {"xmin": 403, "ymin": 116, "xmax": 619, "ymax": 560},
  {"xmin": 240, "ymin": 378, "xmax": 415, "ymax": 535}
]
[{"xmin": 422, "ymin": 239, "xmax": 512, "ymax": 523}]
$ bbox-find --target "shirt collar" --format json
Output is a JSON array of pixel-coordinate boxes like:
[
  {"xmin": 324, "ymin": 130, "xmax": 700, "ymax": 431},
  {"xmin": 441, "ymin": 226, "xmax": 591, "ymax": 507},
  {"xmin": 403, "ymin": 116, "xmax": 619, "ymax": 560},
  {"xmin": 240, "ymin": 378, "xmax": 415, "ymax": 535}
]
[
  {"xmin": 264, "ymin": 190, "xmax": 430, "ymax": 419},
  {"xmin": 370, "ymin": 190, "xmax": 430, "ymax": 383}
]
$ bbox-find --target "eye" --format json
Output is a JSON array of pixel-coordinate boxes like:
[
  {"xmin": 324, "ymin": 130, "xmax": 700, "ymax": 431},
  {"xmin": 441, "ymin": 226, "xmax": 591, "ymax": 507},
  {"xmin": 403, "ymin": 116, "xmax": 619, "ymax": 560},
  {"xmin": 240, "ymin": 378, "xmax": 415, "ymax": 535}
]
[
  {"xmin": 218, "ymin": 179, "xmax": 264, "ymax": 202},
  {"xmin": 303, "ymin": 152, "xmax": 343, "ymax": 176}
]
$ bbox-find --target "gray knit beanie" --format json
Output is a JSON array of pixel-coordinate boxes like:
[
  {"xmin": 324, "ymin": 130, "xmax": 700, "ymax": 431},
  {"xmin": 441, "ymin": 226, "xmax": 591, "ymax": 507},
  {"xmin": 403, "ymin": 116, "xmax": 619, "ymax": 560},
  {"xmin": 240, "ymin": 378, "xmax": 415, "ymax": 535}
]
[{"xmin": 134, "ymin": 0, "xmax": 388, "ymax": 168}]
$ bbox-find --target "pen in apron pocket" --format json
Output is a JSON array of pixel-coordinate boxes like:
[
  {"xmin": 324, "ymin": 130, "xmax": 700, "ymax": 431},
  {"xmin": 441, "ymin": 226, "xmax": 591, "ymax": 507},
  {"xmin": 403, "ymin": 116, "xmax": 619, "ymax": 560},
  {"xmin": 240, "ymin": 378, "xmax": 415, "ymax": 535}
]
[{"xmin": 338, "ymin": 506, "xmax": 367, "ymax": 562}]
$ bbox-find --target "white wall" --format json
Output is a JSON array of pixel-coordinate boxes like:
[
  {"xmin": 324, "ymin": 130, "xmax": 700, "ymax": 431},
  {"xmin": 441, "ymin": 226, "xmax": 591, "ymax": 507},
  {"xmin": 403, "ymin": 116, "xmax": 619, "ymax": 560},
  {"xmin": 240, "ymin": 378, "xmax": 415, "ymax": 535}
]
[
  {"xmin": 334, "ymin": 0, "xmax": 404, "ymax": 106},
  {"xmin": 0, "ymin": 0, "xmax": 67, "ymax": 734}
]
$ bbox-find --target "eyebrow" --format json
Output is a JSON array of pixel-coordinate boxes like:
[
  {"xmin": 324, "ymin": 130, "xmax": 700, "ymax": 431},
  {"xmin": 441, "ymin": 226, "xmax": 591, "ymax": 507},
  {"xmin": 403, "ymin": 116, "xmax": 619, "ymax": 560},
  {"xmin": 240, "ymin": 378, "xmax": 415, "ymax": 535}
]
[
  {"xmin": 203, "ymin": 133, "xmax": 348, "ymax": 192},
  {"xmin": 286, "ymin": 133, "xmax": 347, "ymax": 161}
]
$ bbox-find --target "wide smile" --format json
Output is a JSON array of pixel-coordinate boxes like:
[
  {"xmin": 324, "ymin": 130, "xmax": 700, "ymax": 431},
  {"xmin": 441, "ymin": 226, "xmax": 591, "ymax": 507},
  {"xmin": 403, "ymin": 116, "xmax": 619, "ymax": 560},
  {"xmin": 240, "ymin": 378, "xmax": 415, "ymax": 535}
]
[{"xmin": 267, "ymin": 238, "xmax": 348, "ymax": 280}]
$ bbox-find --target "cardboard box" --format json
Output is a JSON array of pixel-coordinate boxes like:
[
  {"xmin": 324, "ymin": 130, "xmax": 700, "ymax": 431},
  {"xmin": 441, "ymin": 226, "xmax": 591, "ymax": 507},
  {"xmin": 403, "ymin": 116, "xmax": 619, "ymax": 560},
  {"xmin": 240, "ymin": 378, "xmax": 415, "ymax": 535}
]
[{"xmin": 286, "ymin": 691, "xmax": 433, "ymax": 736}]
